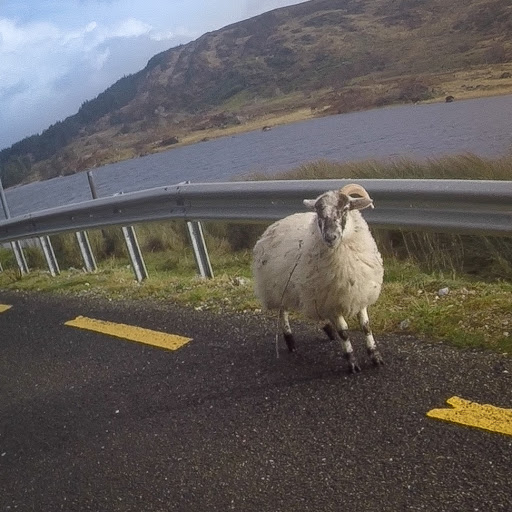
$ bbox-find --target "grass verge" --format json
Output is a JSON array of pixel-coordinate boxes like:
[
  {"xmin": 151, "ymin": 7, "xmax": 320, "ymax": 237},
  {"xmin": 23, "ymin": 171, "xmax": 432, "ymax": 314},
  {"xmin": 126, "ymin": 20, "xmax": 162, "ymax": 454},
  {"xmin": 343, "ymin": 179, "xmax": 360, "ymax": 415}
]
[
  {"xmin": 0, "ymin": 254, "xmax": 510, "ymax": 355},
  {"xmin": 1, "ymin": 154, "xmax": 511, "ymax": 355}
]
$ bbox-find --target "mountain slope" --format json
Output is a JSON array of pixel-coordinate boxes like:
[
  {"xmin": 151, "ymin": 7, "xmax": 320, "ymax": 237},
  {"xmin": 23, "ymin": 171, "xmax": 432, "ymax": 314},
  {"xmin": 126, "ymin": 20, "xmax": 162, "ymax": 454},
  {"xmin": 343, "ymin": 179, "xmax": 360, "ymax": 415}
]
[{"xmin": 1, "ymin": 0, "xmax": 511, "ymax": 186}]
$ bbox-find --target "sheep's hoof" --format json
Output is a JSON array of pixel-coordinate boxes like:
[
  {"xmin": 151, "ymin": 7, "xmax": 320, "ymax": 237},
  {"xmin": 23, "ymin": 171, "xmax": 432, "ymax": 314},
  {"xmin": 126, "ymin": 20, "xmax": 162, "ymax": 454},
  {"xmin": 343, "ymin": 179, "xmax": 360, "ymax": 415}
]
[
  {"xmin": 369, "ymin": 349, "xmax": 384, "ymax": 366},
  {"xmin": 348, "ymin": 362, "xmax": 361, "ymax": 374},
  {"xmin": 345, "ymin": 353, "xmax": 361, "ymax": 374},
  {"xmin": 284, "ymin": 333, "xmax": 296, "ymax": 352}
]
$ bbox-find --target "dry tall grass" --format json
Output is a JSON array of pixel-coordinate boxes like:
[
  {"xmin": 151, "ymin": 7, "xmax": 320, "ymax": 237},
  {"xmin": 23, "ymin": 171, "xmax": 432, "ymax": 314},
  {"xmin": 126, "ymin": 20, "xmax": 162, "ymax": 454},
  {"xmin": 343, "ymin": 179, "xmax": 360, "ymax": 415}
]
[
  {"xmin": 1, "ymin": 154, "xmax": 511, "ymax": 280},
  {"xmin": 248, "ymin": 154, "xmax": 512, "ymax": 279}
]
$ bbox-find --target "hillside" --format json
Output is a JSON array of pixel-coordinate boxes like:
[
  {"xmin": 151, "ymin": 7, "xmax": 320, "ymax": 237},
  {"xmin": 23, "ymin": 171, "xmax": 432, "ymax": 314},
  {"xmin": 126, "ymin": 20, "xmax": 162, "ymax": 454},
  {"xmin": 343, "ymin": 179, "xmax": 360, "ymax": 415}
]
[{"xmin": 1, "ymin": 0, "xmax": 512, "ymax": 187}]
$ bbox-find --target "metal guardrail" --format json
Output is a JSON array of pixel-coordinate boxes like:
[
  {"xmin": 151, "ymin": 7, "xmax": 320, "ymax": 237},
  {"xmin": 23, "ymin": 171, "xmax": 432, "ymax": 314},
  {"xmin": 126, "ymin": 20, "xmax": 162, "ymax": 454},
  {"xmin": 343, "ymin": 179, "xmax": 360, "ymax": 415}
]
[
  {"xmin": 0, "ymin": 179, "xmax": 511, "ymax": 241},
  {"xmin": 0, "ymin": 179, "xmax": 511, "ymax": 279}
]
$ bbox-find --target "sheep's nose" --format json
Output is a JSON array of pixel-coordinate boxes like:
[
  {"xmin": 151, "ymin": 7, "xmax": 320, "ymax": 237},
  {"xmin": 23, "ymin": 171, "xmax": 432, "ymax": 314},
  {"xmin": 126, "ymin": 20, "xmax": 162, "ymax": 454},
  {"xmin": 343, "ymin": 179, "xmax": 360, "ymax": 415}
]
[{"xmin": 324, "ymin": 233, "xmax": 339, "ymax": 246}]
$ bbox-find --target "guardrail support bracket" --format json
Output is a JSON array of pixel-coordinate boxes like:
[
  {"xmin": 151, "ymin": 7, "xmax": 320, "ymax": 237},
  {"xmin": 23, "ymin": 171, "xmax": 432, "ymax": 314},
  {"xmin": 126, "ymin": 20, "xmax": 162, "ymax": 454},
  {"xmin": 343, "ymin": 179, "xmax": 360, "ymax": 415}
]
[
  {"xmin": 76, "ymin": 231, "xmax": 97, "ymax": 273},
  {"xmin": 186, "ymin": 221, "xmax": 214, "ymax": 279},
  {"xmin": 39, "ymin": 235, "xmax": 60, "ymax": 277},
  {"xmin": 122, "ymin": 225, "xmax": 148, "ymax": 282}
]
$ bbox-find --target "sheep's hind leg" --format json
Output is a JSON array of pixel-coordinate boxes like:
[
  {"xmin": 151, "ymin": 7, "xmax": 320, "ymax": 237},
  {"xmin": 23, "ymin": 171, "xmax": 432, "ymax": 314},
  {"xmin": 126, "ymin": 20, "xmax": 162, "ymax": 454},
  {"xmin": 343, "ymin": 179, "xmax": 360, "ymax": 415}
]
[
  {"xmin": 322, "ymin": 322, "xmax": 337, "ymax": 341},
  {"xmin": 358, "ymin": 308, "xmax": 384, "ymax": 366},
  {"xmin": 280, "ymin": 310, "xmax": 296, "ymax": 352},
  {"xmin": 334, "ymin": 316, "xmax": 361, "ymax": 374}
]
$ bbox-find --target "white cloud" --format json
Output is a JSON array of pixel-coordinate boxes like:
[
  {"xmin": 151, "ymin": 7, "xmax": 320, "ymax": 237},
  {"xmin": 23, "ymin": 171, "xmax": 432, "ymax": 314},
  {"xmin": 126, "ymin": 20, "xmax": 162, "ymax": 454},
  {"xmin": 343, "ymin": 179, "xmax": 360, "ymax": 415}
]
[
  {"xmin": 85, "ymin": 22, "xmax": 97, "ymax": 33},
  {"xmin": 92, "ymin": 48, "xmax": 111, "ymax": 70},
  {"xmin": 0, "ymin": 0, "xmax": 302, "ymax": 150},
  {"xmin": 150, "ymin": 26, "xmax": 196, "ymax": 42},
  {"xmin": 110, "ymin": 18, "xmax": 152, "ymax": 38},
  {"xmin": 0, "ymin": 15, "xmax": 188, "ymax": 148},
  {"xmin": 243, "ymin": 0, "xmax": 305, "ymax": 17}
]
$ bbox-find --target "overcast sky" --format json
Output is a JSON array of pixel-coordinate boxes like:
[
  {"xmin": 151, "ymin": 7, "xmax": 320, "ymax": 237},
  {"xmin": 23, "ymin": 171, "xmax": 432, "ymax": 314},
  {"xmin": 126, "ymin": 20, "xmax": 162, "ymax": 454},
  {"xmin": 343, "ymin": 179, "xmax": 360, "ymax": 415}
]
[{"xmin": 0, "ymin": 0, "xmax": 305, "ymax": 150}]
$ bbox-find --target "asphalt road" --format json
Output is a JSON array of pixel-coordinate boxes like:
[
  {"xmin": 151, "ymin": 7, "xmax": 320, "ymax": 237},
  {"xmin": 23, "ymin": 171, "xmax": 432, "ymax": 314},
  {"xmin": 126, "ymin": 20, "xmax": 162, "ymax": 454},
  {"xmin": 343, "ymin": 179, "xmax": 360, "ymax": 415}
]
[{"xmin": 1, "ymin": 290, "xmax": 512, "ymax": 511}]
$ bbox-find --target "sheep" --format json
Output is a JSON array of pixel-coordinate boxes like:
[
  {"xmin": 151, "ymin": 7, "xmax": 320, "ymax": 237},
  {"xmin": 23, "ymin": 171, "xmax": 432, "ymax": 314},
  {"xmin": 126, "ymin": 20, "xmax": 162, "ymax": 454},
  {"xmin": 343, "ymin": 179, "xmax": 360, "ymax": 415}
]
[{"xmin": 252, "ymin": 184, "xmax": 384, "ymax": 373}]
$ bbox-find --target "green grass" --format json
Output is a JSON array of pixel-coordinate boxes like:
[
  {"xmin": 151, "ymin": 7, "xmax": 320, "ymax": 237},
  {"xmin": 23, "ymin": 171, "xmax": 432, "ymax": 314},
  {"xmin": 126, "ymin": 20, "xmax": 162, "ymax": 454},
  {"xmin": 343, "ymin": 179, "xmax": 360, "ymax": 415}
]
[
  {"xmin": 1, "ymin": 154, "xmax": 511, "ymax": 354},
  {"xmin": 1, "ymin": 255, "xmax": 510, "ymax": 354}
]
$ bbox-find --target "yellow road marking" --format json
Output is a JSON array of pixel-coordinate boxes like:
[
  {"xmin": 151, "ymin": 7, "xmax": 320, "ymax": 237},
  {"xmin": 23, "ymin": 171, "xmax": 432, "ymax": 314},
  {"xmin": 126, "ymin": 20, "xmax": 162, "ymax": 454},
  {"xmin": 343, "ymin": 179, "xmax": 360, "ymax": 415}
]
[
  {"xmin": 427, "ymin": 396, "xmax": 512, "ymax": 437},
  {"xmin": 65, "ymin": 316, "xmax": 192, "ymax": 351},
  {"xmin": 0, "ymin": 304, "xmax": 12, "ymax": 313}
]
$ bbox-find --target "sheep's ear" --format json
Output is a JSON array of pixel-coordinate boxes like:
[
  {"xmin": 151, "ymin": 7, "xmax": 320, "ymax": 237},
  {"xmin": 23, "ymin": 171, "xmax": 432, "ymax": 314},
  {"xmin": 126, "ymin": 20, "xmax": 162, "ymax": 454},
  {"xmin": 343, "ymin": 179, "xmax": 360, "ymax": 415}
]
[
  {"xmin": 349, "ymin": 197, "xmax": 374, "ymax": 210},
  {"xmin": 303, "ymin": 199, "xmax": 317, "ymax": 210}
]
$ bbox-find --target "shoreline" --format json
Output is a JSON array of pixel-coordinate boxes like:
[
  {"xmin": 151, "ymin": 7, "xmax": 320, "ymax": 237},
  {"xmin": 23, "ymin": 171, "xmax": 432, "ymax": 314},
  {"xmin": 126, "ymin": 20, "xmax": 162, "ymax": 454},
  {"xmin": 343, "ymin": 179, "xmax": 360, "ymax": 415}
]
[
  {"xmin": 140, "ymin": 88, "xmax": 512, "ymax": 158},
  {"xmin": 17, "ymin": 82, "xmax": 512, "ymax": 188}
]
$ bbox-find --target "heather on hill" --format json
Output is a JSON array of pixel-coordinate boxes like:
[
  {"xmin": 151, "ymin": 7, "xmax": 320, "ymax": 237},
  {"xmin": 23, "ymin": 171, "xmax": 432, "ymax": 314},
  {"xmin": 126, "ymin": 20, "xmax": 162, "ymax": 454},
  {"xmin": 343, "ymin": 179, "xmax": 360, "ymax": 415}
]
[{"xmin": 1, "ymin": 0, "xmax": 511, "ymax": 186}]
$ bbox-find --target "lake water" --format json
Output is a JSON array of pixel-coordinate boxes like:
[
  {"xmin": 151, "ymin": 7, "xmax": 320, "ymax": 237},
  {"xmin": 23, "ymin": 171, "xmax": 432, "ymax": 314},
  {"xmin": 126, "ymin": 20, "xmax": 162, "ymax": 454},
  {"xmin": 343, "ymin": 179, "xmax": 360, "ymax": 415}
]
[{"xmin": 3, "ymin": 94, "xmax": 512, "ymax": 219}]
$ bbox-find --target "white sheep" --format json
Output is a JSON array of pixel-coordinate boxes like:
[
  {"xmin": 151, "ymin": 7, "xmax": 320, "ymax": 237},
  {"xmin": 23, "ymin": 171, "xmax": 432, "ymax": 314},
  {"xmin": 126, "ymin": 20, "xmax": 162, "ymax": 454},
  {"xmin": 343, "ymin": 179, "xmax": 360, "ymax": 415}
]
[{"xmin": 252, "ymin": 184, "xmax": 384, "ymax": 373}]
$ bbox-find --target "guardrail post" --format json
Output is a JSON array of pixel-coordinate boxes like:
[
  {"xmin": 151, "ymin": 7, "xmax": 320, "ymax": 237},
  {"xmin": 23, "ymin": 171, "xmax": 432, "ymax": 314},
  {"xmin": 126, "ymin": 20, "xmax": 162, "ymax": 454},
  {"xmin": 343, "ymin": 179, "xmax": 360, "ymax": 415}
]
[
  {"xmin": 76, "ymin": 231, "xmax": 97, "ymax": 272},
  {"xmin": 87, "ymin": 171, "xmax": 99, "ymax": 199},
  {"xmin": 11, "ymin": 240, "xmax": 29, "ymax": 275},
  {"xmin": 186, "ymin": 220, "xmax": 214, "ymax": 279},
  {"xmin": 86, "ymin": 172, "xmax": 147, "ymax": 281},
  {"xmin": 39, "ymin": 235, "xmax": 60, "ymax": 276},
  {"xmin": 122, "ymin": 225, "xmax": 148, "ymax": 282},
  {"xmin": 76, "ymin": 171, "xmax": 100, "ymax": 273},
  {"xmin": 1, "ymin": 177, "xmax": 29, "ymax": 275},
  {"xmin": 177, "ymin": 180, "xmax": 214, "ymax": 279}
]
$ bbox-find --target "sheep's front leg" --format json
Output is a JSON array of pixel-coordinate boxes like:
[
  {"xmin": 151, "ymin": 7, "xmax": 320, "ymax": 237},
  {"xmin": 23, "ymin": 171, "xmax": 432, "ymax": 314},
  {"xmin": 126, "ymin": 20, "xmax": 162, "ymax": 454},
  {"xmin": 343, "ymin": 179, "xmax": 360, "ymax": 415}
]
[
  {"xmin": 334, "ymin": 316, "xmax": 361, "ymax": 374},
  {"xmin": 358, "ymin": 308, "xmax": 384, "ymax": 366},
  {"xmin": 280, "ymin": 310, "xmax": 296, "ymax": 352}
]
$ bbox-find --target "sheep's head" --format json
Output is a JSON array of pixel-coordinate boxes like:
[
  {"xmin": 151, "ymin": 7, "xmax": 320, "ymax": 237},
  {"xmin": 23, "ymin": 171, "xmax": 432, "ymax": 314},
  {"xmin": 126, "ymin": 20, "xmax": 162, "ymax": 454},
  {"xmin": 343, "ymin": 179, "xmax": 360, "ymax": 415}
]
[{"xmin": 303, "ymin": 184, "xmax": 374, "ymax": 248}]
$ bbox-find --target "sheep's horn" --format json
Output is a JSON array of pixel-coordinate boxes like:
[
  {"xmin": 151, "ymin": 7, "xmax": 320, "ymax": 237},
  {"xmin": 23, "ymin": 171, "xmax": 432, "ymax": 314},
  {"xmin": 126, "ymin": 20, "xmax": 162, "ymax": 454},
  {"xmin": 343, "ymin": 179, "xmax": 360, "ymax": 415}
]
[
  {"xmin": 339, "ymin": 183, "xmax": 371, "ymax": 199},
  {"xmin": 339, "ymin": 183, "xmax": 375, "ymax": 209}
]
